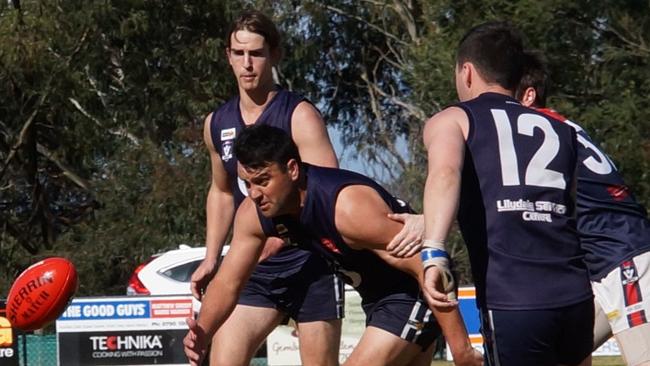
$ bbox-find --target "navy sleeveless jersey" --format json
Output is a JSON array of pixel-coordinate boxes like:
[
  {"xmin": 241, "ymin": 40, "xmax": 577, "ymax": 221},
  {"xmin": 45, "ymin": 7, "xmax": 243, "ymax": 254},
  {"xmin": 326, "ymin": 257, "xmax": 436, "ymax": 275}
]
[
  {"xmin": 256, "ymin": 164, "xmax": 421, "ymax": 305},
  {"xmin": 537, "ymin": 108, "xmax": 650, "ymax": 280},
  {"xmin": 209, "ymin": 88, "xmax": 315, "ymax": 273},
  {"xmin": 456, "ymin": 93, "xmax": 591, "ymax": 310}
]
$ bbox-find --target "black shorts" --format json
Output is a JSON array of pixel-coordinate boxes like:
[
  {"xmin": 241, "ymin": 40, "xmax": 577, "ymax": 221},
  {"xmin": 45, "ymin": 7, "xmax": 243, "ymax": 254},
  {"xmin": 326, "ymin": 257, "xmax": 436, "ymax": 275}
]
[
  {"xmin": 238, "ymin": 253, "xmax": 344, "ymax": 322},
  {"xmin": 364, "ymin": 292, "xmax": 441, "ymax": 350},
  {"xmin": 481, "ymin": 298, "xmax": 594, "ymax": 366}
]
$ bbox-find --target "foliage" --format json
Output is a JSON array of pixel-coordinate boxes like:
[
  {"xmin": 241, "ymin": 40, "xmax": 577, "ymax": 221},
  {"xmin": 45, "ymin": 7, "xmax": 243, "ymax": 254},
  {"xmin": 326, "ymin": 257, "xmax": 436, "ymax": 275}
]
[{"xmin": 0, "ymin": 0, "xmax": 242, "ymax": 295}]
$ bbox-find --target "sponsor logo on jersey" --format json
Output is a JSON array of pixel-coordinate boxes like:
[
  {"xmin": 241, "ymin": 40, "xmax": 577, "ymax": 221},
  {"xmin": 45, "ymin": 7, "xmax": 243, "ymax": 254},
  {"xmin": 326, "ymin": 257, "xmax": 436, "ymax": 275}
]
[
  {"xmin": 274, "ymin": 224, "xmax": 297, "ymax": 246},
  {"xmin": 220, "ymin": 128, "xmax": 236, "ymax": 141},
  {"xmin": 320, "ymin": 238, "xmax": 341, "ymax": 254},
  {"xmin": 607, "ymin": 184, "xmax": 630, "ymax": 201}
]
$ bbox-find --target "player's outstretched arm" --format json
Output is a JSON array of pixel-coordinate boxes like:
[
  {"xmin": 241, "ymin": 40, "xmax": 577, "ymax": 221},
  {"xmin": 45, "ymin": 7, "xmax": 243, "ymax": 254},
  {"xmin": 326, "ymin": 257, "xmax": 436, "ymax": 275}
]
[
  {"xmin": 190, "ymin": 112, "xmax": 236, "ymax": 300},
  {"xmin": 422, "ymin": 107, "xmax": 468, "ymax": 306},
  {"xmin": 184, "ymin": 199, "xmax": 266, "ymax": 365},
  {"xmin": 334, "ymin": 185, "xmax": 452, "ymax": 309}
]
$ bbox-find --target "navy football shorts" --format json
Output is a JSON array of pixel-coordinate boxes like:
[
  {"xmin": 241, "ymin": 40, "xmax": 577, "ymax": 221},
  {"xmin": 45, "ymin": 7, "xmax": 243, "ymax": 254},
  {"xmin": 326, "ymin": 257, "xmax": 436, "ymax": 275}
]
[
  {"xmin": 238, "ymin": 252, "xmax": 344, "ymax": 322},
  {"xmin": 481, "ymin": 298, "xmax": 594, "ymax": 366},
  {"xmin": 364, "ymin": 292, "xmax": 441, "ymax": 350}
]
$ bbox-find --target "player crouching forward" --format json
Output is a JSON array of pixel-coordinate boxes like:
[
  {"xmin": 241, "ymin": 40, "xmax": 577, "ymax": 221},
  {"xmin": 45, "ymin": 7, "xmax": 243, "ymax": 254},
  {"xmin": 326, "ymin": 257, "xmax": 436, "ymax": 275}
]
[{"xmin": 183, "ymin": 125, "xmax": 482, "ymax": 366}]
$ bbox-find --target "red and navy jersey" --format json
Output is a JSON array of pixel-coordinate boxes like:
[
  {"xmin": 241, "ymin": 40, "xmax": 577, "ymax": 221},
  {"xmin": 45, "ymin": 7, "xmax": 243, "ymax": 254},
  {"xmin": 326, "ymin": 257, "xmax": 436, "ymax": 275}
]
[
  {"xmin": 209, "ymin": 88, "xmax": 317, "ymax": 274},
  {"xmin": 536, "ymin": 108, "xmax": 650, "ymax": 280},
  {"xmin": 256, "ymin": 164, "xmax": 421, "ymax": 305},
  {"xmin": 455, "ymin": 92, "xmax": 591, "ymax": 310}
]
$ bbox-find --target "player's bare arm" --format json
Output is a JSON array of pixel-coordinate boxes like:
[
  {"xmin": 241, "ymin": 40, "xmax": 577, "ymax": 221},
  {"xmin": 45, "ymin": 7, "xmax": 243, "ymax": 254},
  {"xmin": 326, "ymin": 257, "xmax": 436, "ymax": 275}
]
[
  {"xmin": 334, "ymin": 185, "xmax": 482, "ymax": 366},
  {"xmin": 291, "ymin": 101, "xmax": 338, "ymax": 168},
  {"xmin": 184, "ymin": 199, "xmax": 266, "ymax": 365},
  {"xmin": 422, "ymin": 107, "xmax": 468, "ymax": 307},
  {"xmin": 190, "ymin": 112, "xmax": 236, "ymax": 300}
]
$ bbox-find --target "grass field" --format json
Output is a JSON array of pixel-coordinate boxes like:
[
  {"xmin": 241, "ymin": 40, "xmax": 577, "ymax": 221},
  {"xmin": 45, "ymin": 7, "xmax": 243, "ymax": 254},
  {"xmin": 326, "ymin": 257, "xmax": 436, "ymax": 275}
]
[{"xmin": 430, "ymin": 356, "xmax": 625, "ymax": 365}]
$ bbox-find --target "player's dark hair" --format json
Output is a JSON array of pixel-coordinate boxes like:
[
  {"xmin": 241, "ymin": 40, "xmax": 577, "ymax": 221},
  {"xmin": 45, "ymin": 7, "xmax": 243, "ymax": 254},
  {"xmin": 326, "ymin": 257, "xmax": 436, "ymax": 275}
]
[
  {"xmin": 515, "ymin": 50, "xmax": 549, "ymax": 107},
  {"xmin": 226, "ymin": 10, "xmax": 281, "ymax": 52},
  {"xmin": 234, "ymin": 125, "xmax": 300, "ymax": 171},
  {"xmin": 456, "ymin": 21, "xmax": 525, "ymax": 92}
]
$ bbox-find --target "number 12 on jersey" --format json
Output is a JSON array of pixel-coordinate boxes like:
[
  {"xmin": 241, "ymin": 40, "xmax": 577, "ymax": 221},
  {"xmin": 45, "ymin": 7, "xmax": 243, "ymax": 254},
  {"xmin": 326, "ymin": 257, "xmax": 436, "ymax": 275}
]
[{"xmin": 491, "ymin": 109, "xmax": 567, "ymax": 190}]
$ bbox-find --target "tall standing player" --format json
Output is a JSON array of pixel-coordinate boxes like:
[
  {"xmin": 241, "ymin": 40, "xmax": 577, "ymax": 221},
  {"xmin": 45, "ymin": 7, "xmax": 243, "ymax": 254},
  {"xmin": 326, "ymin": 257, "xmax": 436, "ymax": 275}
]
[
  {"xmin": 421, "ymin": 22, "xmax": 593, "ymax": 366},
  {"xmin": 517, "ymin": 51, "xmax": 650, "ymax": 366},
  {"xmin": 190, "ymin": 11, "xmax": 342, "ymax": 366},
  {"xmin": 190, "ymin": 10, "xmax": 424, "ymax": 366},
  {"xmin": 184, "ymin": 125, "xmax": 483, "ymax": 366}
]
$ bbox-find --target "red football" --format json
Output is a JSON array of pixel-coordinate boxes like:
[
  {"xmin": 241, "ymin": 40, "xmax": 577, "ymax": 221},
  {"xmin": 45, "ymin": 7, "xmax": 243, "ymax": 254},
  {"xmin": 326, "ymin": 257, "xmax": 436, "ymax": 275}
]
[{"xmin": 6, "ymin": 257, "xmax": 78, "ymax": 331}]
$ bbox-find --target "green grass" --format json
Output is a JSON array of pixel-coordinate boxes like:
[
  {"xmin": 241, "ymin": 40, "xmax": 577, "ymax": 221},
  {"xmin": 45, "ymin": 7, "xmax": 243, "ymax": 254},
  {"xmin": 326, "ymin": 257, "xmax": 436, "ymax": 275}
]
[{"xmin": 431, "ymin": 356, "xmax": 625, "ymax": 366}]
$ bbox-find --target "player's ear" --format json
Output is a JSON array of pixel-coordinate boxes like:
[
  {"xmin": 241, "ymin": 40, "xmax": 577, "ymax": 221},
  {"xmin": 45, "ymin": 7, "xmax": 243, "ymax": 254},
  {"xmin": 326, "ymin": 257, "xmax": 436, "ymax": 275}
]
[
  {"xmin": 286, "ymin": 159, "xmax": 300, "ymax": 181},
  {"xmin": 521, "ymin": 87, "xmax": 537, "ymax": 107},
  {"xmin": 461, "ymin": 62, "xmax": 473, "ymax": 88}
]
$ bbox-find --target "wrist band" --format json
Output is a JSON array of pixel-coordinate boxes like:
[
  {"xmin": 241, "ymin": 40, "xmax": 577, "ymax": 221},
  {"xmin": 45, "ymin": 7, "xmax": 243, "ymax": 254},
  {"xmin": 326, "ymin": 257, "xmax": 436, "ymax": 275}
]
[
  {"xmin": 421, "ymin": 247, "xmax": 449, "ymax": 269},
  {"xmin": 422, "ymin": 239, "xmax": 446, "ymax": 249}
]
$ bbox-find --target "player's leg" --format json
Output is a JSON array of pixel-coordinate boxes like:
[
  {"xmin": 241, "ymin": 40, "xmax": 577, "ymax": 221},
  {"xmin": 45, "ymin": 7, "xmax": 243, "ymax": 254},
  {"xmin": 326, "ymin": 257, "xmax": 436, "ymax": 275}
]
[
  {"xmin": 343, "ymin": 326, "xmax": 423, "ymax": 366},
  {"xmin": 210, "ymin": 304, "xmax": 284, "ymax": 366},
  {"xmin": 295, "ymin": 319, "xmax": 342, "ymax": 366},
  {"xmin": 593, "ymin": 298, "xmax": 613, "ymax": 349},
  {"xmin": 614, "ymin": 323, "xmax": 650, "ymax": 366},
  {"xmin": 592, "ymin": 251, "xmax": 650, "ymax": 366},
  {"xmin": 286, "ymin": 255, "xmax": 344, "ymax": 366},
  {"xmin": 210, "ymin": 270, "xmax": 285, "ymax": 366},
  {"xmin": 343, "ymin": 293, "xmax": 439, "ymax": 366}
]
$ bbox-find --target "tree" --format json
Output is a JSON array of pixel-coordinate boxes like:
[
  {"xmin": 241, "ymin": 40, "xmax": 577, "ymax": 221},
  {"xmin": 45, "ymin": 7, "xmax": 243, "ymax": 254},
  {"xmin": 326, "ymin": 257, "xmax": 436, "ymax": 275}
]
[{"xmin": 0, "ymin": 0, "xmax": 244, "ymax": 295}]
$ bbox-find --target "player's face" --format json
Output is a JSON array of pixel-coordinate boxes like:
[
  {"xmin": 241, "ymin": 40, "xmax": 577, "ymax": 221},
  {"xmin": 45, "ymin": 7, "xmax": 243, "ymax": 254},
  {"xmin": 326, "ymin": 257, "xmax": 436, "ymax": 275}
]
[
  {"xmin": 237, "ymin": 160, "xmax": 299, "ymax": 217},
  {"xmin": 227, "ymin": 30, "xmax": 276, "ymax": 92}
]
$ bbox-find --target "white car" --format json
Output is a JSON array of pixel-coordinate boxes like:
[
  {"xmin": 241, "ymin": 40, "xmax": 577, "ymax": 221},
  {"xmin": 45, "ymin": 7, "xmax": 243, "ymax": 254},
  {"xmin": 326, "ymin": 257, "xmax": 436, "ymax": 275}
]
[{"xmin": 126, "ymin": 244, "xmax": 230, "ymax": 311}]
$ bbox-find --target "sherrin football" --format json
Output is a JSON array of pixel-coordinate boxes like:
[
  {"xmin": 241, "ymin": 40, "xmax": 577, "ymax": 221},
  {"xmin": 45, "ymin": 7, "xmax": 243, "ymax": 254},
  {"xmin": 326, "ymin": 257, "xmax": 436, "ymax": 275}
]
[{"xmin": 7, "ymin": 257, "xmax": 78, "ymax": 331}]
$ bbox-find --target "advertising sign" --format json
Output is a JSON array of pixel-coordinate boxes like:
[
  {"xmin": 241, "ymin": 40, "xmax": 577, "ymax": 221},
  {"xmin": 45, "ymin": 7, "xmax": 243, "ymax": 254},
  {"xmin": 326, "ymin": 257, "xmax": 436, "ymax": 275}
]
[
  {"xmin": 0, "ymin": 300, "xmax": 19, "ymax": 366},
  {"xmin": 56, "ymin": 296, "xmax": 193, "ymax": 366},
  {"xmin": 266, "ymin": 287, "xmax": 363, "ymax": 365}
]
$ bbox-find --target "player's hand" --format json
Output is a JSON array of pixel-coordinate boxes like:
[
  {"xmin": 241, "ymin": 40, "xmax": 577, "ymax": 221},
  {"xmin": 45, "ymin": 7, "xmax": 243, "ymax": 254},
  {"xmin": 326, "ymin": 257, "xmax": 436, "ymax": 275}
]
[
  {"xmin": 386, "ymin": 213, "xmax": 424, "ymax": 258},
  {"xmin": 184, "ymin": 318, "xmax": 208, "ymax": 366},
  {"xmin": 190, "ymin": 258, "xmax": 217, "ymax": 301},
  {"xmin": 453, "ymin": 347, "xmax": 483, "ymax": 366},
  {"xmin": 423, "ymin": 266, "xmax": 458, "ymax": 308},
  {"xmin": 259, "ymin": 237, "xmax": 286, "ymax": 262}
]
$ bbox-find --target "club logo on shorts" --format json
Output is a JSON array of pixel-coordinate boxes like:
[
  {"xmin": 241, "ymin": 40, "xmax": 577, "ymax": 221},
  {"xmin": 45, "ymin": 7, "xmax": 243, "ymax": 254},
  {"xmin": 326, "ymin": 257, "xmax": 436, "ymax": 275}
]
[{"xmin": 622, "ymin": 265, "xmax": 639, "ymax": 285}]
